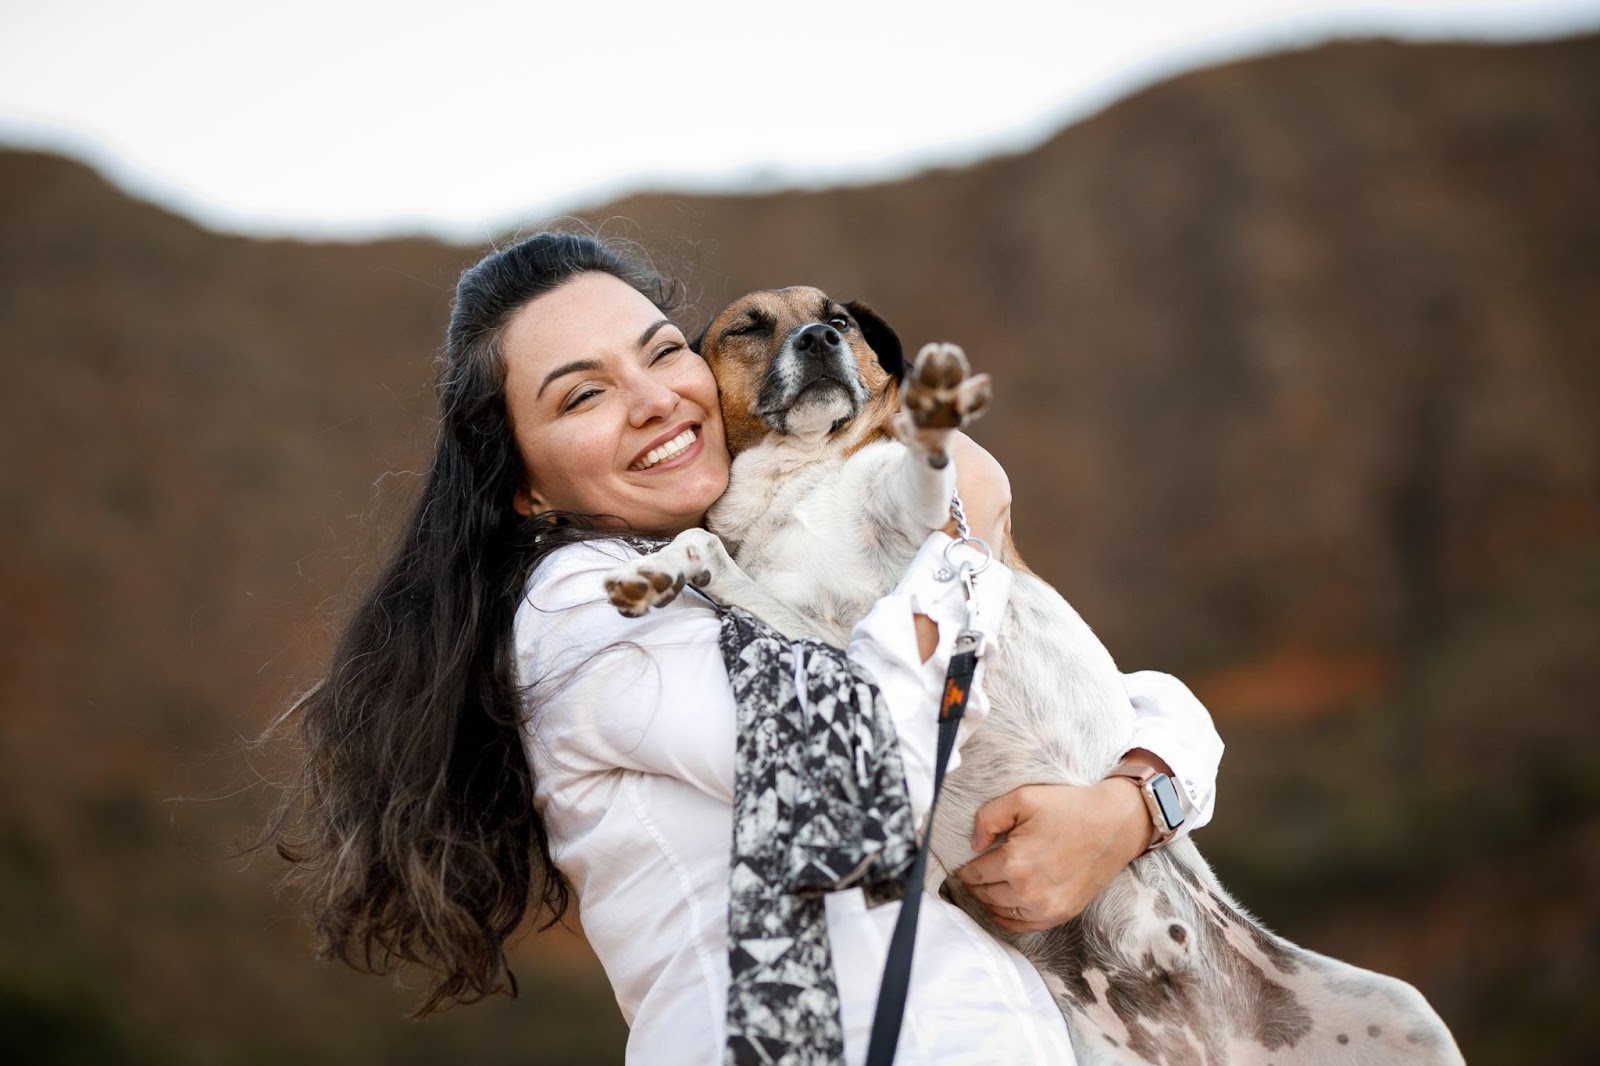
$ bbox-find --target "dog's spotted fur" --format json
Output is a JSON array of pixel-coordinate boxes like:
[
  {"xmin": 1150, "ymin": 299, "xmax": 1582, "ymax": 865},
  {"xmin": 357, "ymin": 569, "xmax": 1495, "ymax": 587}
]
[{"xmin": 607, "ymin": 287, "xmax": 1463, "ymax": 1065}]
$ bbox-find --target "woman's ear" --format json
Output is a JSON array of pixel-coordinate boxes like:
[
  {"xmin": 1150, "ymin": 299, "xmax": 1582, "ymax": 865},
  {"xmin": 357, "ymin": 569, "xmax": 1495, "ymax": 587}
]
[
  {"xmin": 513, "ymin": 486, "xmax": 540, "ymax": 517},
  {"xmin": 845, "ymin": 300, "xmax": 904, "ymax": 380}
]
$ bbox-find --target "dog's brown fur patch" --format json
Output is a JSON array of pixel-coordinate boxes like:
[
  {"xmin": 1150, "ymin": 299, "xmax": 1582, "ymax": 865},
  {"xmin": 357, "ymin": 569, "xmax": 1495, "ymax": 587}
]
[{"xmin": 698, "ymin": 287, "xmax": 901, "ymax": 458}]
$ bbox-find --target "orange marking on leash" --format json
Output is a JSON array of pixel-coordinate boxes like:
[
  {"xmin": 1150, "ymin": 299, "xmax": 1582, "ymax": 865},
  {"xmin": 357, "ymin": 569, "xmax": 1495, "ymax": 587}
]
[{"xmin": 941, "ymin": 680, "xmax": 966, "ymax": 719}]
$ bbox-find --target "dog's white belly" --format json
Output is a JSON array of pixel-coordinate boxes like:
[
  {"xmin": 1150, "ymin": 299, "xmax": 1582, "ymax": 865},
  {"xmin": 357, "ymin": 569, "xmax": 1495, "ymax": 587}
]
[
  {"xmin": 736, "ymin": 521, "xmax": 879, "ymax": 644},
  {"xmin": 926, "ymin": 572, "xmax": 1135, "ymax": 878},
  {"xmin": 711, "ymin": 441, "xmax": 935, "ymax": 646}
]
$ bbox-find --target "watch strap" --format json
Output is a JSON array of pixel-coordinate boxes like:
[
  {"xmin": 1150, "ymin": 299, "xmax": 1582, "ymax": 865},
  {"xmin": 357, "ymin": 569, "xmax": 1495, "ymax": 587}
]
[{"xmin": 1106, "ymin": 758, "xmax": 1182, "ymax": 854}]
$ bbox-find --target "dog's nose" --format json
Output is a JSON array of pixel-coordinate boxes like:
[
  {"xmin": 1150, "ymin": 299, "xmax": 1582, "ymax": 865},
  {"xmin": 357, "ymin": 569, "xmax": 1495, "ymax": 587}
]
[{"xmin": 793, "ymin": 323, "xmax": 843, "ymax": 357}]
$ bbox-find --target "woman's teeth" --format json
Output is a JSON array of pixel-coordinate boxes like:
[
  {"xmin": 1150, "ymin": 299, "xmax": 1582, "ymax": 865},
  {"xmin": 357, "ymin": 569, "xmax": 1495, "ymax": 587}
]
[{"xmin": 634, "ymin": 428, "xmax": 696, "ymax": 471}]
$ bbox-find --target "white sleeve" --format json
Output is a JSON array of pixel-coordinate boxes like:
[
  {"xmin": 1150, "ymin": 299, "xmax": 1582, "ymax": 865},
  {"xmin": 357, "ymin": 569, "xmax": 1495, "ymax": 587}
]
[
  {"xmin": 516, "ymin": 541, "xmax": 744, "ymax": 803},
  {"xmin": 1120, "ymin": 670, "xmax": 1224, "ymax": 833},
  {"xmin": 845, "ymin": 533, "xmax": 1014, "ymax": 826}
]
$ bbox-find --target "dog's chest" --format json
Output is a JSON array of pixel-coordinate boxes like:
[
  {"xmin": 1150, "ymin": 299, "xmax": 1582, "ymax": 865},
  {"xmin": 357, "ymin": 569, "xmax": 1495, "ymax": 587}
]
[{"xmin": 708, "ymin": 447, "xmax": 907, "ymax": 640}]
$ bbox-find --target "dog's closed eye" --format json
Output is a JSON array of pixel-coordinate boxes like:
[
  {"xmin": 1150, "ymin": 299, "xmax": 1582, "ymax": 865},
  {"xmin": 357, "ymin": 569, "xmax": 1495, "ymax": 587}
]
[{"xmin": 722, "ymin": 314, "xmax": 773, "ymax": 339}]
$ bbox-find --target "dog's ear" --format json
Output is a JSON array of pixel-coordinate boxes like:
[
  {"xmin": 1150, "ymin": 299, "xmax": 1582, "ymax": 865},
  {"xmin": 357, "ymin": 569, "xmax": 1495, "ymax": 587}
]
[{"xmin": 846, "ymin": 301, "xmax": 904, "ymax": 379}]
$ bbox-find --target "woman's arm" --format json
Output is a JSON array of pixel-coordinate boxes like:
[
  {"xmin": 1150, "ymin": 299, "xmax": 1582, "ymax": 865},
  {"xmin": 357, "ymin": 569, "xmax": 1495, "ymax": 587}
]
[{"xmin": 954, "ymin": 710, "xmax": 1221, "ymax": 935}]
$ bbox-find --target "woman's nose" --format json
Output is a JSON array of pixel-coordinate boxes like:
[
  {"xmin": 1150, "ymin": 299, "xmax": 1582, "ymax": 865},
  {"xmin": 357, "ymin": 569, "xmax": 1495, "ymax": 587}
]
[{"xmin": 628, "ymin": 371, "xmax": 679, "ymax": 426}]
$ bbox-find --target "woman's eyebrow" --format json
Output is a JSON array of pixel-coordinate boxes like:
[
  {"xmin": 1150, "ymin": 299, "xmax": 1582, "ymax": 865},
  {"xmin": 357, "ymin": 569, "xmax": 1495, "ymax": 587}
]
[
  {"xmin": 638, "ymin": 318, "xmax": 672, "ymax": 348},
  {"xmin": 536, "ymin": 359, "xmax": 602, "ymax": 398}
]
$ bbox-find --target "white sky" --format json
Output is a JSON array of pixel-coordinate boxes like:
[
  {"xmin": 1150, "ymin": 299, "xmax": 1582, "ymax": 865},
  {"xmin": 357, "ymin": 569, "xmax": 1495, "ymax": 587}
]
[{"xmin": 2, "ymin": 0, "xmax": 1596, "ymax": 241}]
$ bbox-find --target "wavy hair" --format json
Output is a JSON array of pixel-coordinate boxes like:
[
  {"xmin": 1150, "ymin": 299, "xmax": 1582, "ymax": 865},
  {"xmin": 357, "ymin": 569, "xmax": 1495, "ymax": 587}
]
[{"xmin": 262, "ymin": 231, "xmax": 681, "ymax": 1015}]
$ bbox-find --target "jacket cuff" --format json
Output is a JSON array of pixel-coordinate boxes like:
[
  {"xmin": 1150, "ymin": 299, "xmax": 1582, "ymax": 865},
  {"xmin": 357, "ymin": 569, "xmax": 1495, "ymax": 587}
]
[{"xmin": 1121, "ymin": 671, "xmax": 1224, "ymax": 834}]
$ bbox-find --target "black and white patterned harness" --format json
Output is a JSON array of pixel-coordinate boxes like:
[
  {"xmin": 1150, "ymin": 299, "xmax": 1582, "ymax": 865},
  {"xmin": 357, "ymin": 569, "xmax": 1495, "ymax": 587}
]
[{"xmin": 719, "ymin": 607, "xmax": 919, "ymax": 1066}]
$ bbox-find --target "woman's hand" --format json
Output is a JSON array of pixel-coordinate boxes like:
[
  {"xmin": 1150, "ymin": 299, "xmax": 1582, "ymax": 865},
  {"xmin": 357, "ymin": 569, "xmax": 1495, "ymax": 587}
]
[{"xmin": 954, "ymin": 751, "xmax": 1171, "ymax": 933}]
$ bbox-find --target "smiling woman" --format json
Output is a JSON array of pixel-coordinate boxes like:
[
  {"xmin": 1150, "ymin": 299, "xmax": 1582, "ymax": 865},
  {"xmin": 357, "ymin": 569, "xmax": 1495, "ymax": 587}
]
[
  {"xmin": 258, "ymin": 232, "xmax": 704, "ymax": 1017},
  {"xmin": 501, "ymin": 272, "xmax": 731, "ymax": 534}
]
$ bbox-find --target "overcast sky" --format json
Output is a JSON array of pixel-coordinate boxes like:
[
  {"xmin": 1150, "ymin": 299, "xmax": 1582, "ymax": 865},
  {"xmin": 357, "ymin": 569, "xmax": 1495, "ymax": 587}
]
[{"xmin": 2, "ymin": 0, "xmax": 1596, "ymax": 241}]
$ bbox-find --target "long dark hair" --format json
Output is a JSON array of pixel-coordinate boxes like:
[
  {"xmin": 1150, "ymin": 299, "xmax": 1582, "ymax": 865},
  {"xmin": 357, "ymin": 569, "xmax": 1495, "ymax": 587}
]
[{"xmin": 264, "ymin": 231, "xmax": 681, "ymax": 1015}]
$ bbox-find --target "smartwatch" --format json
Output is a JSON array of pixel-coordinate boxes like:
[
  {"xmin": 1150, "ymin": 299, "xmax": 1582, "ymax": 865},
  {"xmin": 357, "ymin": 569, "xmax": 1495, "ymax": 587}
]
[{"xmin": 1105, "ymin": 759, "xmax": 1186, "ymax": 854}]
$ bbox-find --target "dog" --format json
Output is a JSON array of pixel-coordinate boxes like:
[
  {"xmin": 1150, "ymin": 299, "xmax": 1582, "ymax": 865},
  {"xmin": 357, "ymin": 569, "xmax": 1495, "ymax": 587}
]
[{"xmin": 604, "ymin": 287, "xmax": 1464, "ymax": 1065}]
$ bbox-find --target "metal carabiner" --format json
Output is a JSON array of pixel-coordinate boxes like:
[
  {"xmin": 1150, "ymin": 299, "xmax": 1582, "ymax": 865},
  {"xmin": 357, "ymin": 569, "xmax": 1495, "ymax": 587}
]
[{"xmin": 941, "ymin": 534, "xmax": 993, "ymax": 579}]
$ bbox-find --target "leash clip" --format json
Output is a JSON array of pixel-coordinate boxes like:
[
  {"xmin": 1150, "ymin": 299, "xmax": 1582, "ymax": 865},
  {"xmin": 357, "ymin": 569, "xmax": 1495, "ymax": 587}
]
[
  {"xmin": 953, "ymin": 562, "xmax": 987, "ymax": 659},
  {"xmin": 928, "ymin": 491, "xmax": 989, "ymax": 655}
]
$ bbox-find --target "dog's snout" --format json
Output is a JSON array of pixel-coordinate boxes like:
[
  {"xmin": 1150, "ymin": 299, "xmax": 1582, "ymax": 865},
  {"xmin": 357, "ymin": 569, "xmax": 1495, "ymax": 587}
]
[{"xmin": 794, "ymin": 323, "xmax": 843, "ymax": 357}]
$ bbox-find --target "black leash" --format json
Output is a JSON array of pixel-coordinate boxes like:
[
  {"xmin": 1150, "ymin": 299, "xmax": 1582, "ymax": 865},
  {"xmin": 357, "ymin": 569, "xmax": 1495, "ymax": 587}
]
[
  {"xmin": 863, "ymin": 645, "xmax": 978, "ymax": 1065},
  {"xmin": 864, "ymin": 498, "xmax": 991, "ymax": 1066}
]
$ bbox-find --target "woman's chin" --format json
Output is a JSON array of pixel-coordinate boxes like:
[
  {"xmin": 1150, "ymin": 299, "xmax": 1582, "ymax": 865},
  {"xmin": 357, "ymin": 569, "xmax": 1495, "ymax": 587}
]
[{"xmin": 645, "ymin": 474, "xmax": 727, "ymax": 536}]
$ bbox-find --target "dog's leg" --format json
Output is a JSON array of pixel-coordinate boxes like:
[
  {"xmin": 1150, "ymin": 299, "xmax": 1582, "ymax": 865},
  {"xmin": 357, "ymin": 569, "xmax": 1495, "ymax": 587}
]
[
  {"xmin": 605, "ymin": 528, "xmax": 835, "ymax": 642},
  {"xmin": 1032, "ymin": 844, "xmax": 1464, "ymax": 1066},
  {"xmin": 866, "ymin": 342, "xmax": 992, "ymax": 537},
  {"xmin": 1158, "ymin": 854, "xmax": 1464, "ymax": 1066}
]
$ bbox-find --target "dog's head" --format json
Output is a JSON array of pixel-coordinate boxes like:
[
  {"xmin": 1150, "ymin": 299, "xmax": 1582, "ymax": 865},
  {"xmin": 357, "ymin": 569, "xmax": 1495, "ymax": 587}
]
[{"xmin": 696, "ymin": 286, "xmax": 904, "ymax": 456}]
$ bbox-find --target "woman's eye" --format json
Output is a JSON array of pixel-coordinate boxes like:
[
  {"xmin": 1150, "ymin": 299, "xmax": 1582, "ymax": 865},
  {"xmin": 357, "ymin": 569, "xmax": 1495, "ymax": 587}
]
[
  {"xmin": 562, "ymin": 387, "xmax": 600, "ymax": 411},
  {"xmin": 651, "ymin": 342, "xmax": 683, "ymax": 363},
  {"xmin": 827, "ymin": 313, "xmax": 850, "ymax": 331}
]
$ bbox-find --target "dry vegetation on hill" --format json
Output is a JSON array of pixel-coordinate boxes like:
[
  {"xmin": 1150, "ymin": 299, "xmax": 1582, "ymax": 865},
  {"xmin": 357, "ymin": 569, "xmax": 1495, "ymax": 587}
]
[{"xmin": 1, "ymin": 33, "xmax": 1596, "ymax": 1064}]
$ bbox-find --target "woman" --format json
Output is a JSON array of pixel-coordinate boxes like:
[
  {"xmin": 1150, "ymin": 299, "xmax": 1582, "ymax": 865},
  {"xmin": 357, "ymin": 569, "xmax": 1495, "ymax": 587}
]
[{"xmin": 271, "ymin": 232, "xmax": 1223, "ymax": 1063}]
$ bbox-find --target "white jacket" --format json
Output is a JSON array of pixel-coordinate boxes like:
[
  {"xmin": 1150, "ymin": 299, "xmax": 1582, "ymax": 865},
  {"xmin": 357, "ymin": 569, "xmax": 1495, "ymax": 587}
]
[{"xmin": 516, "ymin": 533, "xmax": 1223, "ymax": 1065}]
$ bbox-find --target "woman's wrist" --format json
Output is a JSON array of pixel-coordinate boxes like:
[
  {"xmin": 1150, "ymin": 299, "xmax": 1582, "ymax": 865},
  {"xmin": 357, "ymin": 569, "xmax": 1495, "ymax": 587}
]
[
  {"xmin": 1105, "ymin": 747, "xmax": 1180, "ymax": 858},
  {"xmin": 1096, "ymin": 776, "xmax": 1155, "ymax": 867}
]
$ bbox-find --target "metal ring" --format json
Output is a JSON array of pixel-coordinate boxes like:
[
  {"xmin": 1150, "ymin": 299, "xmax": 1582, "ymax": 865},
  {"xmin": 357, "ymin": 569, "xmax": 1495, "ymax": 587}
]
[
  {"xmin": 942, "ymin": 535, "xmax": 993, "ymax": 577},
  {"xmin": 1009, "ymin": 906, "xmax": 1024, "ymax": 921}
]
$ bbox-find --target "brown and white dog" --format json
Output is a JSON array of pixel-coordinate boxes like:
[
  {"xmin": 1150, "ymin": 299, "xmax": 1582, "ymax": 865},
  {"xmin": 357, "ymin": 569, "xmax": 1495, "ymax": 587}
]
[{"xmin": 605, "ymin": 287, "xmax": 1463, "ymax": 1065}]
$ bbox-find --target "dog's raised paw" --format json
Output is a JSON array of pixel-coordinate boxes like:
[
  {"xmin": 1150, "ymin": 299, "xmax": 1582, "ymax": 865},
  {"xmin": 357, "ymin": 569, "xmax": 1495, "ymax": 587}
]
[
  {"xmin": 605, "ymin": 560, "xmax": 688, "ymax": 616},
  {"xmin": 904, "ymin": 343, "xmax": 991, "ymax": 431},
  {"xmin": 898, "ymin": 343, "xmax": 992, "ymax": 468}
]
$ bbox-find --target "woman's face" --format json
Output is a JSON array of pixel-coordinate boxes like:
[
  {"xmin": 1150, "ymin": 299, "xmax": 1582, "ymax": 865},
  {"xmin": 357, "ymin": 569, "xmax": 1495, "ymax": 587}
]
[{"xmin": 502, "ymin": 272, "xmax": 730, "ymax": 536}]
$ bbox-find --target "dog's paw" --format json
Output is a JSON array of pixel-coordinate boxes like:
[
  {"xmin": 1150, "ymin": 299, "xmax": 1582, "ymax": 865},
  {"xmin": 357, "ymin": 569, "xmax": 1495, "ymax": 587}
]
[
  {"xmin": 903, "ymin": 343, "xmax": 991, "ymax": 431},
  {"xmin": 897, "ymin": 343, "xmax": 991, "ymax": 468},
  {"xmin": 605, "ymin": 557, "xmax": 691, "ymax": 617},
  {"xmin": 604, "ymin": 537, "xmax": 718, "ymax": 617}
]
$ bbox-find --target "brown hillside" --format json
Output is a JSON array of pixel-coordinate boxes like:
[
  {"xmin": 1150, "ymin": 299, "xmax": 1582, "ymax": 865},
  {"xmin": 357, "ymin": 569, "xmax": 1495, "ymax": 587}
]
[{"xmin": 1, "ymin": 34, "xmax": 1596, "ymax": 1065}]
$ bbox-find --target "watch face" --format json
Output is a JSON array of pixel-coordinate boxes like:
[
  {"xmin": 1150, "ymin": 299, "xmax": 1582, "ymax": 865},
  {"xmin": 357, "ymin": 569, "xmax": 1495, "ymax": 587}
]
[{"xmin": 1151, "ymin": 774, "xmax": 1185, "ymax": 830}]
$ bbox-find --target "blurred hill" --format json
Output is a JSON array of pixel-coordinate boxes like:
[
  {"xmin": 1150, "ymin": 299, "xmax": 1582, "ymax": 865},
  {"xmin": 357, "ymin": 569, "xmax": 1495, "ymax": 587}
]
[{"xmin": 2, "ymin": 32, "xmax": 1597, "ymax": 1065}]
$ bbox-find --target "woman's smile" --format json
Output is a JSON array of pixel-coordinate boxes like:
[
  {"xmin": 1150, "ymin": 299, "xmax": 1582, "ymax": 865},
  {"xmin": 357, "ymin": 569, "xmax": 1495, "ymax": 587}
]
[{"xmin": 630, "ymin": 422, "xmax": 703, "ymax": 472}]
